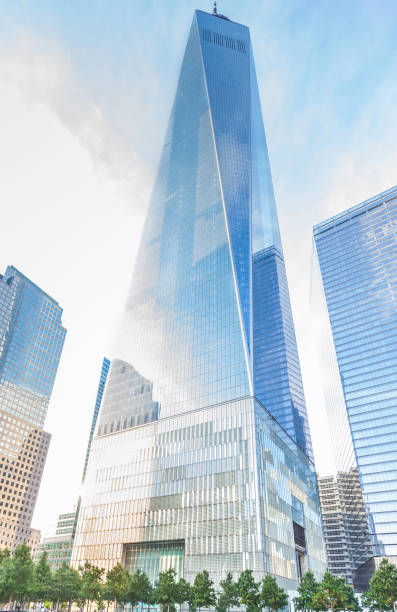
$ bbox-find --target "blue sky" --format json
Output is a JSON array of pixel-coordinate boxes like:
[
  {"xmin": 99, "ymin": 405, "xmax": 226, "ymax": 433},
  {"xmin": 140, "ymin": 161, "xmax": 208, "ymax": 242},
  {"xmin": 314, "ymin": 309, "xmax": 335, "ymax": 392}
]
[
  {"xmin": 3, "ymin": 0, "xmax": 397, "ymax": 174},
  {"xmin": 1, "ymin": 0, "xmax": 397, "ymax": 532}
]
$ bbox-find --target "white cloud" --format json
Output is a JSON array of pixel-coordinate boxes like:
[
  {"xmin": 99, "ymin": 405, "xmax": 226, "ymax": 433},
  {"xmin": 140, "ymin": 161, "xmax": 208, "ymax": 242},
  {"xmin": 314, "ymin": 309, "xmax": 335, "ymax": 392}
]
[
  {"xmin": 0, "ymin": 34, "xmax": 151, "ymax": 534},
  {"xmin": 281, "ymin": 72, "xmax": 397, "ymax": 476}
]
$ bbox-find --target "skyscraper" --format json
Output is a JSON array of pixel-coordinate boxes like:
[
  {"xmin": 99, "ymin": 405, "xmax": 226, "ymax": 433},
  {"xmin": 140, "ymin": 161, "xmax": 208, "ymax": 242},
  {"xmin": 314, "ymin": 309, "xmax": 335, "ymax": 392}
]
[
  {"xmin": 82, "ymin": 357, "xmax": 110, "ymax": 483},
  {"xmin": 36, "ymin": 358, "xmax": 110, "ymax": 565},
  {"xmin": 0, "ymin": 265, "xmax": 66, "ymax": 550},
  {"xmin": 313, "ymin": 185, "xmax": 397, "ymax": 583},
  {"xmin": 73, "ymin": 9, "xmax": 324, "ymax": 588},
  {"xmin": 35, "ymin": 510, "xmax": 78, "ymax": 570},
  {"xmin": 318, "ymin": 470, "xmax": 372, "ymax": 585}
]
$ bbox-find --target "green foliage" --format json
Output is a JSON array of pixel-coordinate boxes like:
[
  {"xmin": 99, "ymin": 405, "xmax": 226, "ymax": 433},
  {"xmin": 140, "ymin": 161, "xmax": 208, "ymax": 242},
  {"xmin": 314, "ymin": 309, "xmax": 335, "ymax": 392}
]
[
  {"xmin": 103, "ymin": 563, "xmax": 130, "ymax": 605},
  {"xmin": 261, "ymin": 574, "xmax": 288, "ymax": 612},
  {"xmin": 0, "ymin": 549, "xmax": 10, "ymax": 566},
  {"xmin": 191, "ymin": 570, "xmax": 216, "ymax": 611},
  {"xmin": 34, "ymin": 552, "xmax": 52, "ymax": 602},
  {"xmin": 0, "ymin": 543, "xmax": 35, "ymax": 603},
  {"xmin": 0, "ymin": 545, "xmax": 377, "ymax": 612},
  {"xmin": 0, "ymin": 554, "xmax": 12, "ymax": 603},
  {"xmin": 51, "ymin": 563, "xmax": 81, "ymax": 606},
  {"xmin": 293, "ymin": 570, "xmax": 319, "ymax": 612},
  {"xmin": 154, "ymin": 568, "xmax": 180, "ymax": 612},
  {"xmin": 362, "ymin": 558, "xmax": 397, "ymax": 612},
  {"xmin": 312, "ymin": 570, "xmax": 344, "ymax": 611},
  {"xmin": 182, "ymin": 578, "xmax": 198, "ymax": 612},
  {"xmin": 79, "ymin": 561, "xmax": 104, "ymax": 608},
  {"xmin": 312, "ymin": 569, "xmax": 360, "ymax": 612},
  {"xmin": 126, "ymin": 569, "xmax": 153, "ymax": 609},
  {"xmin": 176, "ymin": 577, "xmax": 193, "ymax": 609},
  {"xmin": 237, "ymin": 570, "xmax": 261, "ymax": 612},
  {"xmin": 341, "ymin": 582, "xmax": 361, "ymax": 612},
  {"xmin": 216, "ymin": 572, "xmax": 239, "ymax": 612}
]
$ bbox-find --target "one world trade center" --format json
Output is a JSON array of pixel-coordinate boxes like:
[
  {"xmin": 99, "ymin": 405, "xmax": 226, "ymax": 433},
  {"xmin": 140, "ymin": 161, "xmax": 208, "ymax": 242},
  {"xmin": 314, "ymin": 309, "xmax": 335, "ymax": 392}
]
[{"xmin": 72, "ymin": 8, "xmax": 325, "ymax": 590}]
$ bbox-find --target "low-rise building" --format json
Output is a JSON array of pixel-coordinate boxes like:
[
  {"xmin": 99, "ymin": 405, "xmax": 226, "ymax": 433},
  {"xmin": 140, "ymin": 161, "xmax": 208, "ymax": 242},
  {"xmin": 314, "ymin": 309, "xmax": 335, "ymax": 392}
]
[{"xmin": 35, "ymin": 510, "xmax": 77, "ymax": 570}]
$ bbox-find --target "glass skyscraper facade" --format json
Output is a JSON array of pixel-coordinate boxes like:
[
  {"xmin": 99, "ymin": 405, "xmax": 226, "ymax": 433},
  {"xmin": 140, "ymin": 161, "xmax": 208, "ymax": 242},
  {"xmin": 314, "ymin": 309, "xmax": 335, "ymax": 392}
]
[
  {"xmin": 313, "ymin": 186, "xmax": 397, "ymax": 570},
  {"xmin": 36, "ymin": 510, "xmax": 78, "ymax": 570},
  {"xmin": 0, "ymin": 265, "xmax": 66, "ymax": 550},
  {"xmin": 82, "ymin": 357, "xmax": 110, "ymax": 483},
  {"xmin": 318, "ymin": 470, "xmax": 372, "ymax": 585},
  {"xmin": 72, "ymin": 9, "xmax": 324, "ymax": 589}
]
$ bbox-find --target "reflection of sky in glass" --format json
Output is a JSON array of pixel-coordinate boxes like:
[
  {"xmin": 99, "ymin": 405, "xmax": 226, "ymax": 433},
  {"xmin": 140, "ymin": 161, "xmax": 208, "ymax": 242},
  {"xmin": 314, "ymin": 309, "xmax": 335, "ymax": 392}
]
[
  {"xmin": 98, "ymin": 10, "xmax": 313, "ymax": 460},
  {"xmin": 109, "ymin": 12, "xmax": 250, "ymax": 422},
  {"xmin": 75, "ymin": 396, "xmax": 325, "ymax": 584},
  {"xmin": 314, "ymin": 186, "xmax": 397, "ymax": 557},
  {"xmin": 310, "ymin": 254, "xmax": 355, "ymax": 474},
  {"xmin": 75, "ymin": 10, "xmax": 325, "ymax": 586},
  {"xmin": 0, "ymin": 265, "xmax": 66, "ymax": 428},
  {"xmin": 82, "ymin": 357, "xmax": 110, "ymax": 482},
  {"xmin": 253, "ymin": 247, "xmax": 313, "ymax": 459}
]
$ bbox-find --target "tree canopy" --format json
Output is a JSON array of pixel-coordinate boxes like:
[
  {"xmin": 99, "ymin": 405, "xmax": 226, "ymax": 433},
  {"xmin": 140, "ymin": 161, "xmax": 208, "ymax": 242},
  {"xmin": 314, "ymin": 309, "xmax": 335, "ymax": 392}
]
[
  {"xmin": 192, "ymin": 570, "xmax": 216, "ymax": 612},
  {"xmin": 312, "ymin": 569, "xmax": 360, "ymax": 612},
  {"xmin": 261, "ymin": 574, "xmax": 288, "ymax": 612},
  {"xmin": 362, "ymin": 558, "xmax": 397, "ymax": 612},
  {"xmin": 153, "ymin": 568, "xmax": 181, "ymax": 612},
  {"xmin": 216, "ymin": 572, "xmax": 239, "ymax": 612},
  {"xmin": 126, "ymin": 568, "xmax": 153, "ymax": 610},
  {"xmin": 3, "ymin": 545, "xmax": 397, "ymax": 612},
  {"xmin": 294, "ymin": 569, "xmax": 319, "ymax": 612},
  {"xmin": 237, "ymin": 569, "xmax": 261, "ymax": 612}
]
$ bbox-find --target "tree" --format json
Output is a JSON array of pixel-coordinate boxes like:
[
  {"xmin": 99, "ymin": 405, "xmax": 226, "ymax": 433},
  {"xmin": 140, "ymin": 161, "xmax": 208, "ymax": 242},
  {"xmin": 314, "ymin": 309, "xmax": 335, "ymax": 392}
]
[
  {"xmin": 216, "ymin": 573, "xmax": 239, "ymax": 612},
  {"xmin": 103, "ymin": 564, "xmax": 130, "ymax": 609},
  {"xmin": 51, "ymin": 563, "xmax": 81, "ymax": 611},
  {"xmin": 341, "ymin": 582, "xmax": 361, "ymax": 612},
  {"xmin": 0, "ymin": 543, "xmax": 35, "ymax": 605},
  {"xmin": 312, "ymin": 570, "xmax": 352, "ymax": 612},
  {"xmin": 0, "ymin": 549, "xmax": 10, "ymax": 566},
  {"xmin": 176, "ymin": 578, "xmax": 192, "ymax": 610},
  {"xmin": 261, "ymin": 574, "xmax": 288, "ymax": 612},
  {"xmin": 125, "ymin": 568, "xmax": 153, "ymax": 610},
  {"xmin": 192, "ymin": 570, "xmax": 216, "ymax": 612},
  {"xmin": 237, "ymin": 570, "xmax": 261, "ymax": 612},
  {"xmin": 34, "ymin": 552, "xmax": 53, "ymax": 603},
  {"xmin": 182, "ymin": 579, "xmax": 197, "ymax": 612},
  {"xmin": 79, "ymin": 562, "xmax": 104, "ymax": 612},
  {"xmin": 125, "ymin": 569, "xmax": 153, "ymax": 610},
  {"xmin": 293, "ymin": 570, "xmax": 319, "ymax": 612},
  {"xmin": 0, "ymin": 551, "xmax": 13, "ymax": 605},
  {"xmin": 362, "ymin": 558, "xmax": 397, "ymax": 612},
  {"xmin": 154, "ymin": 568, "xmax": 180, "ymax": 612}
]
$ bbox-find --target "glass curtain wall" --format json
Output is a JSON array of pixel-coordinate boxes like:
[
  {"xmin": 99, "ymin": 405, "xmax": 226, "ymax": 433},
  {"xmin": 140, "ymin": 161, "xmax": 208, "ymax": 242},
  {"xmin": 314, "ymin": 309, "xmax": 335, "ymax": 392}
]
[
  {"xmin": 313, "ymin": 186, "xmax": 397, "ymax": 561},
  {"xmin": 0, "ymin": 266, "xmax": 66, "ymax": 550},
  {"xmin": 73, "ymin": 9, "xmax": 324, "ymax": 589}
]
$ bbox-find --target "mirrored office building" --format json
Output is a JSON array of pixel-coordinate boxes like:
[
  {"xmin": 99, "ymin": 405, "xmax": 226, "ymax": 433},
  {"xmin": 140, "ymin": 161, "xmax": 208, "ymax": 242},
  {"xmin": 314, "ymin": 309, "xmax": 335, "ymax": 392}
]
[
  {"xmin": 0, "ymin": 266, "xmax": 66, "ymax": 550},
  {"xmin": 313, "ymin": 186, "xmax": 397, "ymax": 587},
  {"xmin": 72, "ymin": 8, "xmax": 325, "ymax": 589}
]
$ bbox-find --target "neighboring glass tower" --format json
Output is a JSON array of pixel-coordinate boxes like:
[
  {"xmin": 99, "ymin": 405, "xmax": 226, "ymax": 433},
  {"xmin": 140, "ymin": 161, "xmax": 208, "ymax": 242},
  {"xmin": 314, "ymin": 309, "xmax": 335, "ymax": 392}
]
[
  {"xmin": 36, "ymin": 510, "xmax": 78, "ymax": 570},
  {"xmin": 0, "ymin": 265, "xmax": 66, "ymax": 550},
  {"xmin": 313, "ymin": 186, "xmax": 397, "ymax": 577},
  {"xmin": 82, "ymin": 357, "xmax": 110, "ymax": 483},
  {"xmin": 318, "ymin": 470, "xmax": 372, "ymax": 585},
  {"xmin": 39, "ymin": 358, "xmax": 110, "ymax": 562},
  {"xmin": 73, "ymin": 9, "xmax": 324, "ymax": 589}
]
